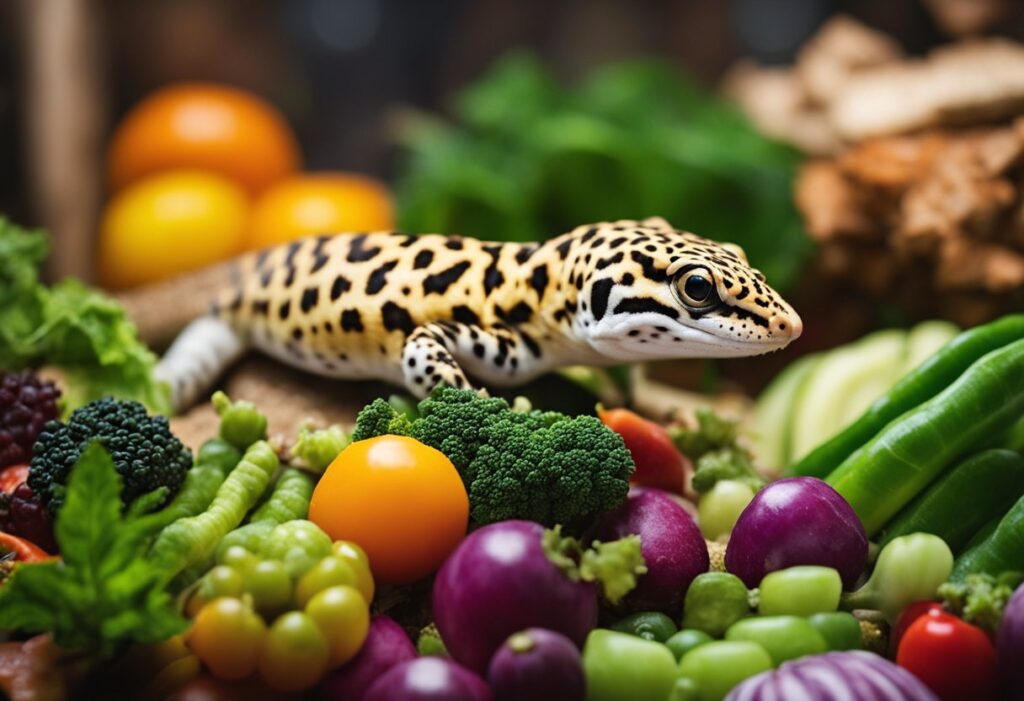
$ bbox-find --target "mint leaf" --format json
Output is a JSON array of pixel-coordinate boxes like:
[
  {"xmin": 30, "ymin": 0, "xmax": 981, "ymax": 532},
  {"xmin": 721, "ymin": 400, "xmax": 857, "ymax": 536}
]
[{"xmin": 0, "ymin": 442, "xmax": 187, "ymax": 658}]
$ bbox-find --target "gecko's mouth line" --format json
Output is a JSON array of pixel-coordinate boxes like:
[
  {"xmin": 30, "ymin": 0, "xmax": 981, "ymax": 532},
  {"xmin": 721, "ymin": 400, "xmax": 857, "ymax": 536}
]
[{"xmin": 590, "ymin": 317, "xmax": 793, "ymax": 358}]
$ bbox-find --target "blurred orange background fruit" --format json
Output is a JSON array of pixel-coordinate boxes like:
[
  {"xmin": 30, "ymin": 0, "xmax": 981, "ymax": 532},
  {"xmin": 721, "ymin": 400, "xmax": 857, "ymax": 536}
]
[
  {"xmin": 107, "ymin": 83, "xmax": 301, "ymax": 196},
  {"xmin": 245, "ymin": 173, "xmax": 394, "ymax": 250},
  {"xmin": 99, "ymin": 170, "xmax": 249, "ymax": 289}
]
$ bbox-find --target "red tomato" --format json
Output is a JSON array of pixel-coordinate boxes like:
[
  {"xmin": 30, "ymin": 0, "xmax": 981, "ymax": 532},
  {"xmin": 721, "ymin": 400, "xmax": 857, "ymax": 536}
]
[
  {"xmin": 897, "ymin": 610, "xmax": 997, "ymax": 701},
  {"xmin": 889, "ymin": 600, "xmax": 943, "ymax": 658},
  {"xmin": 598, "ymin": 407, "xmax": 689, "ymax": 494}
]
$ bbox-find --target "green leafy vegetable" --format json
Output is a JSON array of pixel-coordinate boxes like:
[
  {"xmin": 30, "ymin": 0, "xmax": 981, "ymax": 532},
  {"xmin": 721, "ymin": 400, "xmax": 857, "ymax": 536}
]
[
  {"xmin": 396, "ymin": 53, "xmax": 808, "ymax": 291},
  {"xmin": 670, "ymin": 409, "xmax": 765, "ymax": 493},
  {"xmin": 0, "ymin": 219, "xmax": 170, "ymax": 414},
  {"xmin": 0, "ymin": 442, "xmax": 187, "ymax": 658},
  {"xmin": 542, "ymin": 525, "xmax": 646, "ymax": 605},
  {"xmin": 939, "ymin": 572, "xmax": 1023, "ymax": 636}
]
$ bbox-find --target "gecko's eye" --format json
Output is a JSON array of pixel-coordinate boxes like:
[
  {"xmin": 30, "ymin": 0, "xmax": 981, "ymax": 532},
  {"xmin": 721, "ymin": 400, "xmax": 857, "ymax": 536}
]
[{"xmin": 674, "ymin": 267, "xmax": 719, "ymax": 312}]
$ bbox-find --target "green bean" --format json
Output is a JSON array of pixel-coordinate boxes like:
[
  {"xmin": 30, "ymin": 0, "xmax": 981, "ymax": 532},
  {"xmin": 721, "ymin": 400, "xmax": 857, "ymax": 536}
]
[
  {"xmin": 250, "ymin": 468, "xmax": 315, "ymax": 524},
  {"xmin": 135, "ymin": 464, "xmax": 226, "ymax": 533},
  {"xmin": 788, "ymin": 315, "xmax": 1024, "ymax": 478},
  {"xmin": 212, "ymin": 391, "xmax": 268, "ymax": 451},
  {"xmin": 827, "ymin": 338, "xmax": 1024, "ymax": 534},
  {"xmin": 952, "ymin": 491, "xmax": 1024, "ymax": 581},
  {"xmin": 149, "ymin": 440, "xmax": 278, "ymax": 582},
  {"xmin": 880, "ymin": 449, "xmax": 1024, "ymax": 553}
]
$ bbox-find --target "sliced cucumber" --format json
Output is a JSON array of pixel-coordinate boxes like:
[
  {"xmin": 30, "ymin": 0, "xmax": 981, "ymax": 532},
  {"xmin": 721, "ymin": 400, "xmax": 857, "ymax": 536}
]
[
  {"xmin": 752, "ymin": 354, "xmax": 820, "ymax": 470},
  {"xmin": 902, "ymin": 321, "xmax": 960, "ymax": 375}
]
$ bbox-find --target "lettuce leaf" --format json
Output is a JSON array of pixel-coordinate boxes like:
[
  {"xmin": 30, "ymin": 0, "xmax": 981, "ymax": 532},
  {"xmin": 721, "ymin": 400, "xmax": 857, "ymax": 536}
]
[
  {"xmin": 0, "ymin": 218, "xmax": 171, "ymax": 414},
  {"xmin": 0, "ymin": 443, "xmax": 187, "ymax": 658}
]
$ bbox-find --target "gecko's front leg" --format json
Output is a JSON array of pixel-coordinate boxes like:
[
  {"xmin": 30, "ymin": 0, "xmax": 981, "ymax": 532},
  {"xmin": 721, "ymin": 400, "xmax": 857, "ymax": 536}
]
[{"xmin": 401, "ymin": 321, "xmax": 542, "ymax": 397}]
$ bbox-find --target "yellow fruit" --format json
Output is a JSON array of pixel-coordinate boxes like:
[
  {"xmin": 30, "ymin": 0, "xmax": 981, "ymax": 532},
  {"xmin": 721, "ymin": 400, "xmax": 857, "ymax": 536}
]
[
  {"xmin": 99, "ymin": 170, "xmax": 248, "ymax": 289},
  {"xmin": 245, "ymin": 173, "xmax": 393, "ymax": 250}
]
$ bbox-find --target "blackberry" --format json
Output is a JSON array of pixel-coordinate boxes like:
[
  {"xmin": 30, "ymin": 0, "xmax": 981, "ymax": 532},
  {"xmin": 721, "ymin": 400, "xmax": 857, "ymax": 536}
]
[{"xmin": 0, "ymin": 371, "xmax": 61, "ymax": 468}]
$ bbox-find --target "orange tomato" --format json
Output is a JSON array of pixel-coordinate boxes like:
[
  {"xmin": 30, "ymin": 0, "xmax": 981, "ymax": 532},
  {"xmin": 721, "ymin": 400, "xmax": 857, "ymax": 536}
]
[
  {"xmin": 245, "ymin": 173, "xmax": 394, "ymax": 250},
  {"xmin": 108, "ymin": 83, "xmax": 300, "ymax": 195},
  {"xmin": 308, "ymin": 436, "xmax": 468, "ymax": 585},
  {"xmin": 98, "ymin": 170, "xmax": 249, "ymax": 289}
]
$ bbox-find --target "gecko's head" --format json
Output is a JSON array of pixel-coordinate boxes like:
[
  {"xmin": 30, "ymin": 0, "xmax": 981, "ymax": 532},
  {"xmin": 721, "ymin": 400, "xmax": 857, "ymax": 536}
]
[{"xmin": 574, "ymin": 220, "xmax": 802, "ymax": 360}]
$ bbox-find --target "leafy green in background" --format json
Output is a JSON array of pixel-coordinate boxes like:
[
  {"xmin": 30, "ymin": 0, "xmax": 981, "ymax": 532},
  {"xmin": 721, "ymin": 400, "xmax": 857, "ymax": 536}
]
[
  {"xmin": 396, "ymin": 53, "xmax": 809, "ymax": 292},
  {"xmin": 0, "ymin": 218, "xmax": 171, "ymax": 414},
  {"xmin": 0, "ymin": 443, "xmax": 186, "ymax": 658}
]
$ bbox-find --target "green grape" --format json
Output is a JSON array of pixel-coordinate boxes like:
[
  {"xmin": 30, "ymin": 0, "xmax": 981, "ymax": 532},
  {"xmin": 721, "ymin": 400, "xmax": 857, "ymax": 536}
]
[
  {"xmin": 724, "ymin": 616, "xmax": 827, "ymax": 666},
  {"xmin": 220, "ymin": 545, "xmax": 258, "ymax": 572},
  {"xmin": 665, "ymin": 629, "xmax": 713, "ymax": 662},
  {"xmin": 245, "ymin": 560, "xmax": 293, "ymax": 616},
  {"xmin": 807, "ymin": 612, "xmax": 862, "ymax": 651},
  {"xmin": 677, "ymin": 641, "xmax": 773, "ymax": 701},
  {"xmin": 295, "ymin": 556, "xmax": 358, "ymax": 608},
  {"xmin": 758, "ymin": 566, "xmax": 842, "ymax": 616},
  {"xmin": 698, "ymin": 480, "xmax": 755, "ymax": 540},
  {"xmin": 200, "ymin": 565, "xmax": 244, "ymax": 600}
]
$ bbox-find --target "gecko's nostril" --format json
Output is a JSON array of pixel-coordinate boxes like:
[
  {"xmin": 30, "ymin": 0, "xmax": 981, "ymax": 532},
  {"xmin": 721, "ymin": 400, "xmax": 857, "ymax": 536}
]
[{"xmin": 770, "ymin": 313, "xmax": 802, "ymax": 340}]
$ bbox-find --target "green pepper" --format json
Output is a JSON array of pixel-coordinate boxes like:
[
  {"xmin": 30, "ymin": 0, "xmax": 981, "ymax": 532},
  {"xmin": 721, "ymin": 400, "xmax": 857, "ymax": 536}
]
[
  {"xmin": 610, "ymin": 612, "xmax": 678, "ymax": 643},
  {"xmin": 665, "ymin": 629, "xmax": 713, "ymax": 661},
  {"xmin": 195, "ymin": 437, "xmax": 243, "ymax": 477},
  {"xmin": 682, "ymin": 572, "xmax": 751, "ymax": 638},
  {"xmin": 952, "ymin": 491, "xmax": 1024, "ymax": 582},
  {"xmin": 212, "ymin": 391, "xmax": 268, "ymax": 451},
  {"xmin": 880, "ymin": 449, "xmax": 1024, "ymax": 552},
  {"xmin": 826, "ymin": 337, "xmax": 1024, "ymax": 534},
  {"xmin": 807, "ymin": 612, "xmax": 862, "ymax": 651},
  {"xmin": 788, "ymin": 314, "xmax": 1024, "ymax": 478},
  {"xmin": 677, "ymin": 641, "xmax": 773, "ymax": 701},
  {"xmin": 582, "ymin": 629, "xmax": 677, "ymax": 701},
  {"xmin": 724, "ymin": 616, "xmax": 827, "ymax": 665}
]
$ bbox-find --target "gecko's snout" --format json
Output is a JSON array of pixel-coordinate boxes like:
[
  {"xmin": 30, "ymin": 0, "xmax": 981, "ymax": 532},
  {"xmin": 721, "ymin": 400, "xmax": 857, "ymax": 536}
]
[{"xmin": 769, "ymin": 312, "xmax": 802, "ymax": 342}]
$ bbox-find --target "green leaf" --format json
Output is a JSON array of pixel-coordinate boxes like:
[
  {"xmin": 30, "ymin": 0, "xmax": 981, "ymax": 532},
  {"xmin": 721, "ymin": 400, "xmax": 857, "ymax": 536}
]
[
  {"xmin": 0, "ymin": 219, "xmax": 171, "ymax": 414},
  {"xmin": 0, "ymin": 442, "xmax": 187, "ymax": 658}
]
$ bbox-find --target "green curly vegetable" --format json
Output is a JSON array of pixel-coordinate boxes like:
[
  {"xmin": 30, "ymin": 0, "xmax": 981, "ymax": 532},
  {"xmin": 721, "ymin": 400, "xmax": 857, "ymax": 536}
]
[
  {"xmin": 938, "ymin": 572, "xmax": 1023, "ymax": 636},
  {"xmin": 292, "ymin": 423, "xmax": 349, "ymax": 473},
  {"xmin": 250, "ymin": 468, "xmax": 315, "ymax": 524},
  {"xmin": 212, "ymin": 391, "xmax": 268, "ymax": 451},
  {"xmin": 353, "ymin": 386, "xmax": 634, "ymax": 527}
]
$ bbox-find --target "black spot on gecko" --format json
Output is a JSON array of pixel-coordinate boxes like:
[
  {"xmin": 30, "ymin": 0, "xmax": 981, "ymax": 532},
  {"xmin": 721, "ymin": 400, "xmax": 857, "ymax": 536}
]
[
  {"xmin": 424, "ymin": 261, "xmax": 471, "ymax": 295},
  {"xmin": 580, "ymin": 227, "xmax": 598, "ymax": 243},
  {"xmin": 473, "ymin": 343, "xmax": 485, "ymax": 359},
  {"xmin": 515, "ymin": 245, "xmax": 537, "ymax": 264},
  {"xmin": 444, "ymin": 238, "xmax": 463, "ymax": 250},
  {"xmin": 381, "ymin": 302, "xmax": 415, "ymax": 335},
  {"xmin": 590, "ymin": 278, "xmax": 614, "ymax": 321},
  {"xmin": 331, "ymin": 275, "xmax": 351, "ymax": 301},
  {"xmin": 284, "ymin": 267, "xmax": 296, "ymax": 288},
  {"xmin": 504, "ymin": 302, "xmax": 533, "ymax": 324},
  {"xmin": 413, "ymin": 250, "xmax": 434, "ymax": 270},
  {"xmin": 595, "ymin": 252, "xmax": 624, "ymax": 270},
  {"xmin": 621, "ymin": 273, "xmax": 635, "ymax": 286},
  {"xmin": 530, "ymin": 265, "xmax": 549, "ymax": 299},
  {"xmin": 556, "ymin": 238, "xmax": 573, "ymax": 259},
  {"xmin": 736, "ymin": 286, "xmax": 750, "ymax": 300},
  {"xmin": 292, "ymin": 327, "xmax": 304, "ymax": 341},
  {"xmin": 482, "ymin": 245, "xmax": 504, "ymax": 294},
  {"xmin": 366, "ymin": 260, "xmax": 398, "ymax": 295},
  {"xmin": 519, "ymin": 330, "xmax": 541, "ymax": 358},
  {"xmin": 300, "ymin": 287, "xmax": 319, "ymax": 312},
  {"xmin": 340, "ymin": 309, "xmax": 364, "ymax": 332},
  {"xmin": 260, "ymin": 268, "xmax": 274, "ymax": 288},
  {"xmin": 251, "ymin": 300, "xmax": 269, "ymax": 316},
  {"xmin": 278, "ymin": 301, "xmax": 291, "ymax": 320},
  {"xmin": 310, "ymin": 235, "xmax": 330, "ymax": 273},
  {"xmin": 608, "ymin": 237, "xmax": 627, "ymax": 249},
  {"xmin": 452, "ymin": 305, "xmax": 480, "ymax": 326},
  {"xmin": 347, "ymin": 234, "xmax": 381, "ymax": 262},
  {"xmin": 613, "ymin": 297, "xmax": 680, "ymax": 319},
  {"xmin": 630, "ymin": 251, "xmax": 667, "ymax": 283}
]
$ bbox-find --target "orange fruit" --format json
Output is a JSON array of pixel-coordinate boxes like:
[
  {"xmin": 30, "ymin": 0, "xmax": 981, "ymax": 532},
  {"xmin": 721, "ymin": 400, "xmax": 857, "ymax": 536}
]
[
  {"xmin": 308, "ymin": 435, "xmax": 468, "ymax": 585},
  {"xmin": 108, "ymin": 83, "xmax": 300, "ymax": 195},
  {"xmin": 245, "ymin": 173, "xmax": 394, "ymax": 250},
  {"xmin": 98, "ymin": 170, "xmax": 249, "ymax": 289}
]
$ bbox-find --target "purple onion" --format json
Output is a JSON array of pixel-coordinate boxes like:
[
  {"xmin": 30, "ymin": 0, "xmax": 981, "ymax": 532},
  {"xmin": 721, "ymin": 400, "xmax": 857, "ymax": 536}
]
[
  {"xmin": 725, "ymin": 477, "xmax": 868, "ymax": 589},
  {"xmin": 590, "ymin": 486, "xmax": 709, "ymax": 613},
  {"xmin": 487, "ymin": 628, "xmax": 585, "ymax": 701},
  {"xmin": 318, "ymin": 615, "xmax": 416, "ymax": 701},
  {"xmin": 726, "ymin": 650, "xmax": 938, "ymax": 701},
  {"xmin": 997, "ymin": 581, "xmax": 1024, "ymax": 696},
  {"xmin": 364, "ymin": 657, "xmax": 492, "ymax": 701},
  {"xmin": 433, "ymin": 520, "xmax": 598, "ymax": 673}
]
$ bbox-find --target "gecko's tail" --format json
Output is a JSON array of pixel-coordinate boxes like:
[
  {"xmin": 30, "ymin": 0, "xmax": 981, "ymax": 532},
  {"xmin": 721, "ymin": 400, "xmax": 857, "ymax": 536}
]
[{"xmin": 155, "ymin": 316, "xmax": 247, "ymax": 412}]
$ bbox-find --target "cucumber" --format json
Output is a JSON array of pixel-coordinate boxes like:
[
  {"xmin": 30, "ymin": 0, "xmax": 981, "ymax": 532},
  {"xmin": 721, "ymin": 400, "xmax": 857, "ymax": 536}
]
[
  {"xmin": 752, "ymin": 354, "xmax": 820, "ymax": 469},
  {"xmin": 902, "ymin": 321, "xmax": 960, "ymax": 375},
  {"xmin": 879, "ymin": 449, "xmax": 1024, "ymax": 553},
  {"xmin": 952, "ymin": 491, "xmax": 1024, "ymax": 581},
  {"xmin": 790, "ymin": 329, "xmax": 906, "ymax": 462}
]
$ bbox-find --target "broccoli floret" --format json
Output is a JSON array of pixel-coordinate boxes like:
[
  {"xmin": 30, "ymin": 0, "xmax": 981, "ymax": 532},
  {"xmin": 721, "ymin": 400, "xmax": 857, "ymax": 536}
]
[
  {"xmin": 28, "ymin": 397, "xmax": 191, "ymax": 513},
  {"xmin": 939, "ymin": 572, "xmax": 1023, "ymax": 635},
  {"xmin": 352, "ymin": 386, "xmax": 634, "ymax": 528},
  {"xmin": 350, "ymin": 398, "xmax": 413, "ymax": 443},
  {"xmin": 691, "ymin": 448, "xmax": 766, "ymax": 494}
]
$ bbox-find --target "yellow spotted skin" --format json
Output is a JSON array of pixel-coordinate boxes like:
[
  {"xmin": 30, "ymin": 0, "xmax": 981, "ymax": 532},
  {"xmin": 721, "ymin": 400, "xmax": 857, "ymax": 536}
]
[{"xmin": 159, "ymin": 217, "xmax": 802, "ymax": 409}]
